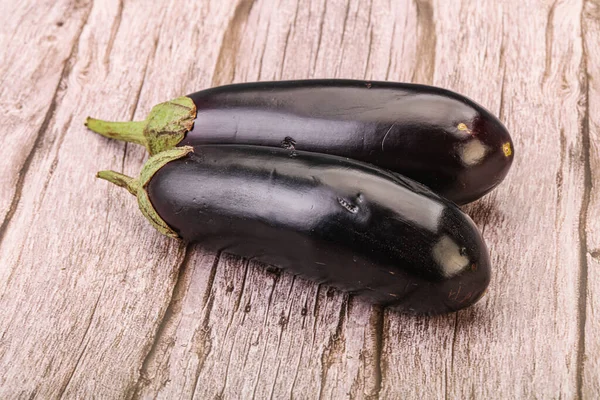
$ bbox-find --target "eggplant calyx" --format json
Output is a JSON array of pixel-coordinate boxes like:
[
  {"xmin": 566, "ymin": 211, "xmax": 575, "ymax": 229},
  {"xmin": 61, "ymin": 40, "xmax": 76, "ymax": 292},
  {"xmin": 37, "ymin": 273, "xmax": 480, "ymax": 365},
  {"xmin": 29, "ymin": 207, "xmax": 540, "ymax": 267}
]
[
  {"xmin": 85, "ymin": 96, "xmax": 196, "ymax": 155},
  {"xmin": 96, "ymin": 146, "xmax": 195, "ymax": 239}
]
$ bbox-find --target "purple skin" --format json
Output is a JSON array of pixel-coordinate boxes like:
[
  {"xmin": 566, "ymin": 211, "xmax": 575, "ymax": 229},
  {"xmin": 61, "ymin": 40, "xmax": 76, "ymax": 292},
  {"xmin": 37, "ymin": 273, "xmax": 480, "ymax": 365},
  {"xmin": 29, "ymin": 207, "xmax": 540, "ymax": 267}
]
[
  {"xmin": 183, "ymin": 80, "xmax": 514, "ymax": 205},
  {"xmin": 144, "ymin": 145, "xmax": 491, "ymax": 314}
]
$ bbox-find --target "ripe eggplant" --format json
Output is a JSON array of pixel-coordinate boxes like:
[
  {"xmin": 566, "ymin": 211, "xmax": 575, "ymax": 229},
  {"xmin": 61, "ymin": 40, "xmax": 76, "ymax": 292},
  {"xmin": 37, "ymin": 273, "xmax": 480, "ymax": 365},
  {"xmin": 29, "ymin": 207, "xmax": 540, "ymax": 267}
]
[
  {"xmin": 86, "ymin": 80, "xmax": 514, "ymax": 205},
  {"xmin": 98, "ymin": 145, "xmax": 491, "ymax": 314}
]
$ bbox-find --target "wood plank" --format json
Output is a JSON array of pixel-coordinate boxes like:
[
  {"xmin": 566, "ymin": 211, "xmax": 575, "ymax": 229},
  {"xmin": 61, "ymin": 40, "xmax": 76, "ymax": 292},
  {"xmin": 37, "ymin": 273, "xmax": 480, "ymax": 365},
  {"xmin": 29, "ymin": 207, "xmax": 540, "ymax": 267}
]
[
  {"xmin": 0, "ymin": 0, "xmax": 597, "ymax": 398},
  {"xmin": 0, "ymin": 0, "xmax": 91, "ymax": 263},
  {"xmin": 583, "ymin": 0, "xmax": 600, "ymax": 398},
  {"xmin": 381, "ymin": 0, "xmax": 588, "ymax": 398},
  {"xmin": 452, "ymin": 0, "xmax": 585, "ymax": 397},
  {"xmin": 0, "ymin": 0, "xmax": 229, "ymax": 397}
]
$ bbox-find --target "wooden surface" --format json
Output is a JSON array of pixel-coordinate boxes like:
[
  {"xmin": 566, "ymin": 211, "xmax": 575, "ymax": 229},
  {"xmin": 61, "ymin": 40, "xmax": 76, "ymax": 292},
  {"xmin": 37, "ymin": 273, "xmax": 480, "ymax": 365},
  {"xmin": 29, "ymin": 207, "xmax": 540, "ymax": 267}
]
[{"xmin": 0, "ymin": 0, "xmax": 598, "ymax": 398}]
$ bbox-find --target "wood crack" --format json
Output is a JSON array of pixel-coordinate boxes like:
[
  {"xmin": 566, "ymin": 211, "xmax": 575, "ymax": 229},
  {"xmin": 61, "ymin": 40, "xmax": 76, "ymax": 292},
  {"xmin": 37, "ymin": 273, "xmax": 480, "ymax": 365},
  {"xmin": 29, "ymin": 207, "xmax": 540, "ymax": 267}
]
[
  {"xmin": 257, "ymin": 19, "xmax": 271, "ymax": 80},
  {"xmin": 250, "ymin": 271, "xmax": 281, "ymax": 399},
  {"xmin": 188, "ymin": 251, "xmax": 222, "ymax": 399},
  {"xmin": 385, "ymin": 22, "xmax": 397, "ymax": 80},
  {"xmin": 130, "ymin": 21, "xmax": 163, "ymax": 123},
  {"xmin": 576, "ymin": 2, "xmax": 591, "ymax": 397},
  {"xmin": 279, "ymin": 27, "xmax": 292, "ymax": 79},
  {"xmin": 445, "ymin": 313, "xmax": 459, "ymax": 400},
  {"xmin": 233, "ymin": 259, "xmax": 250, "ymax": 313},
  {"xmin": 57, "ymin": 277, "xmax": 107, "ymax": 399},
  {"xmin": 498, "ymin": 12, "xmax": 507, "ymax": 122},
  {"xmin": 411, "ymin": 0, "xmax": 436, "ymax": 84},
  {"xmin": 498, "ymin": 66, "xmax": 507, "ymax": 122},
  {"xmin": 310, "ymin": 284, "xmax": 323, "ymax": 349},
  {"xmin": 317, "ymin": 294, "xmax": 348, "ymax": 400},
  {"xmin": 217, "ymin": 258, "xmax": 249, "ymax": 379},
  {"xmin": 543, "ymin": 0, "xmax": 558, "ymax": 84},
  {"xmin": 36, "ymin": 113, "xmax": 74, "ymax": 211},
  {"xmin": 259, "ymin": 275, "xmax": 296, "ymax": 398},
  {"xmin": 103, "ymin": 0, "xmax": 125, "ymax": 69},
  {"xmin": 366, "ymin": 304, "xmax": 384, "ymax": 400},
  {"xmin": 340, "ymin": 0, "xmax": 351, "ymax": 45},
  {"xmin": 288, "ymin": 339, "xmax": 305, "ymax": 397},
  {"xmin": 364, "ymin": 28, "xmax": 374, "ymax": 79},
  {"xmin": 201, "ymin": 250, "xmax": 222, "ymax": 309},
  {"xmin": 129, "ymin": 243, "xmax": 191, "ymax": 399},
  {"xmin": 211, "ymin": 0, "xmax": 257, "ymax": 87},
  {"xmin": 553, "ymin": 128, "xmax": 567, "ymax": 315},
  {"xmin": 292, "ymin": 0, "xmax": 300, "ymax": 29},
  {"xmin": 312, "ymin": 0, "xmax": 328, "ymax": 76},
  {"xmin": 268, "ymin": 359, "xmax": 282, "ymax": 400},
  {"xmin": 277, "ymin": 0, "xmax": 299, "ymax": 80}
]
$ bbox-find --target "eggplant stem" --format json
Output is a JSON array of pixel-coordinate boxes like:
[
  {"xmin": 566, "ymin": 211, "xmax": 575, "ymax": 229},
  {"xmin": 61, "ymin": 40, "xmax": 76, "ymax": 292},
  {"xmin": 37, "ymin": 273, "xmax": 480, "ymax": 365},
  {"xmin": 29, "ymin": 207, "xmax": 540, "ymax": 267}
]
[
  {"xmin": 84, "ymin": 96, "xmax": 197, "ymax": 155},
  {"xmin": 96, "ymin": 170, "xmax": 140, "ymax": 196},
  {"xmin": 85, "ymin": 118, "xmax": 147, "ymax": 147}
]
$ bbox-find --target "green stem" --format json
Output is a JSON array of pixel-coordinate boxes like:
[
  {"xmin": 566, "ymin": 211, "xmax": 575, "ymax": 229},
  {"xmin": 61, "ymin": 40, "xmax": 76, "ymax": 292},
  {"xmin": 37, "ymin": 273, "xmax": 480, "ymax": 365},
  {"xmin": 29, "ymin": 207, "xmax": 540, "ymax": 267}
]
[
  {"xmin": 96, "ymin": 170, "xmax": 140, "ymax": 196},
  {"xmin": 85, "ymin": 96, "xmax": 197, "ymax": 155},
  {"xmin": 85, "ymin": 119, "xmax": 147, "ymax": 147}
]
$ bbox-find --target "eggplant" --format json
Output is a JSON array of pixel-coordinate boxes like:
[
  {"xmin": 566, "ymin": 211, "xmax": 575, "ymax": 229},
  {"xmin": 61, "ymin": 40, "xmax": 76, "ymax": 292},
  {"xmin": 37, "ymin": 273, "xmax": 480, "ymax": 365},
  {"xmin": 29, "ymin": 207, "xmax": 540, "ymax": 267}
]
[
  {"xmin": 86, "ymin": 80, "xmax": 514, "ymax": 205},
  {"xmin": 98, "ymin": 145, "xmax": 491, "ymax": 314}
]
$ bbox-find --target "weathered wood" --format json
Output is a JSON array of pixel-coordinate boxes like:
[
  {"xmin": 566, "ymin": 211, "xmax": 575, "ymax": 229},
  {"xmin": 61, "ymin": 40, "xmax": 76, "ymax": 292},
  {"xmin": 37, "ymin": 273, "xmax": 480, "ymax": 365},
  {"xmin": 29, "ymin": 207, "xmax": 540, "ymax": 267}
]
[
  {"xmin": 383, "ymin": 1, "xmax": 586, "ymax": 399},
  {"xmin": 0, "ymin": 0, "xmax": 228, "ymax": 397},
  {"xmin": 0, "ymin": 0, "xmax": 599, "ymax": 398},
  {"xmin": 0, "ymin": 0, "xmax": 91, "ymax": 258},
  {"xmin": 583, "ymin": 0, "xmax": 600, "ymax": 398}
]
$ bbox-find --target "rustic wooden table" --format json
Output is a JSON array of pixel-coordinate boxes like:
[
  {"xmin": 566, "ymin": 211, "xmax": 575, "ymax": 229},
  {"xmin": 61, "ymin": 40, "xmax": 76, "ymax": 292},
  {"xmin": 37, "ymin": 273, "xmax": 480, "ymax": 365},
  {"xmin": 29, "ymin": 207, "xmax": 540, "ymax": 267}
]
[{"xmin": 1, "ymin": 0, "xmax": 599, "ymax": 398}]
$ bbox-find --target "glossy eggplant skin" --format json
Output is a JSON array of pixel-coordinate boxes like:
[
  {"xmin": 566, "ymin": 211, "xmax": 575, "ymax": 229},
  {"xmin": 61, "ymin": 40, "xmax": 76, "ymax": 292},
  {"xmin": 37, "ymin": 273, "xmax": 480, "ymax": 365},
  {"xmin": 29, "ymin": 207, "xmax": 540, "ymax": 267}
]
[
  {"xmin": 146, "ymin": 145, "xmax": 491, "ymax": 314},
  {"xmin": 183, "ymin": 80, "xmax": 513, "ymax": 205}
]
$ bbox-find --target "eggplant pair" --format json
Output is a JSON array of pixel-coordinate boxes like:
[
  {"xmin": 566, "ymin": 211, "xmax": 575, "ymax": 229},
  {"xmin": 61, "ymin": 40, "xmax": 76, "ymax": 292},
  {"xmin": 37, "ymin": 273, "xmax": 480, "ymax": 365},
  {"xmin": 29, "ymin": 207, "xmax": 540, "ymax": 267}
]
[{"xmin": 89, "ymin": 80, "xmax": 514, "ymax": 314}]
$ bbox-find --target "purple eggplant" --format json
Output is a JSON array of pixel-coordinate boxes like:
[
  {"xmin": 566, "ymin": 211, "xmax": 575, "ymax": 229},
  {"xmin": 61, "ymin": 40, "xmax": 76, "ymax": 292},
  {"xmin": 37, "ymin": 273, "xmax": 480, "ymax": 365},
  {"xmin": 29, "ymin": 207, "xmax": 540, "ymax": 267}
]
[
  {"xmin": 86, "ymin": 80, "xmax": 514, "ymax": 205},
  {"xmin": 98, "ymin": 145, "xmax": 491, "ymax": 314}
]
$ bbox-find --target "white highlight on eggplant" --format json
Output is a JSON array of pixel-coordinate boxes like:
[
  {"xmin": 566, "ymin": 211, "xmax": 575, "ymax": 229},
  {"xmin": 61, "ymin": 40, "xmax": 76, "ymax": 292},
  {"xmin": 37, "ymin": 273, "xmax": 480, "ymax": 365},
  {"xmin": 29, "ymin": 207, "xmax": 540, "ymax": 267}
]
[
  {"xmin": 460, "ymin": 139, "xmax": 488, "ymax": 166},
  {"xmin": 432, "ymin": 236, "xmax": 470, "ymax": 277}
]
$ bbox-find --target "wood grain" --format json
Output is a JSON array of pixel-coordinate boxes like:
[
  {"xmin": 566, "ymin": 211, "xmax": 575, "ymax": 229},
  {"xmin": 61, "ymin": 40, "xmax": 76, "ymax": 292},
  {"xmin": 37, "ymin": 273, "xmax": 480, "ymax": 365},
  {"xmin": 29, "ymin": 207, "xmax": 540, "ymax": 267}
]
[
  {"xmin": 583, "ymin": 0, "xmax": 600, "ymax": 398},
  {"xmin": 0, "ymin": 0, "xmax": 598, "ymax": 398},
  {"xmin": 0, "ymin": 0, "xmax": 91, "ymax": 253}
]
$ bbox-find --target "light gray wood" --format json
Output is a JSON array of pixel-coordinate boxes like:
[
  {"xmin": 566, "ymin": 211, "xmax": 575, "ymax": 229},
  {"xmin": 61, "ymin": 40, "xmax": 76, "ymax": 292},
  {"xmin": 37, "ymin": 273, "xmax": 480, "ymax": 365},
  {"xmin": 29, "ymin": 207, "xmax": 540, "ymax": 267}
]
[
  {"xmin": 381, "ymin": 1, "xmax": 587, "ymax": 399},
  {"xmin": 0, "ymin": 0, "xmax": 91, "ymax": 250},
  {"xmin": 583, "ymin": 0, "xmax": 600, "ymax": 398},
  {"xmin": 0, "ymin": 0, "xmax": 598, "ymax": 398}
]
